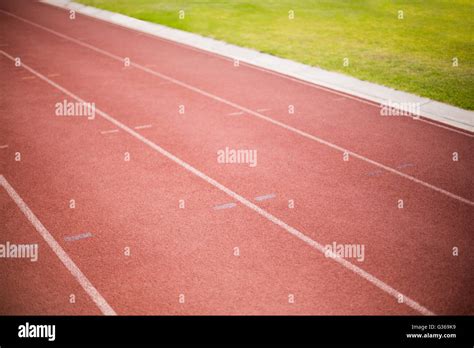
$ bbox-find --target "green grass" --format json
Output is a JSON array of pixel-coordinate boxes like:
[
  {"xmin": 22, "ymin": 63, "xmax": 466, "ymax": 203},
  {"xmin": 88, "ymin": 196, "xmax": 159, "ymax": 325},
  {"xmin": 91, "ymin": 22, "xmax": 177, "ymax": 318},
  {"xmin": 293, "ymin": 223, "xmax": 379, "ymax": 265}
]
[{"xmin": 78, "ymin": 0, "xmax": 474, "ymax": 110}]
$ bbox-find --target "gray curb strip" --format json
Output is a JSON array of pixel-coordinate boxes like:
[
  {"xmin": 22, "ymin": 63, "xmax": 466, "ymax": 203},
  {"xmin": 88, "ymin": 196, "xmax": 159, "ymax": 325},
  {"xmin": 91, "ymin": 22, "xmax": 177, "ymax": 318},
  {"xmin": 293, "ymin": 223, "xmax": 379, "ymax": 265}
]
[{"xmin": 41, "ymin": 0, "xmax": 473, "ymax": 133}]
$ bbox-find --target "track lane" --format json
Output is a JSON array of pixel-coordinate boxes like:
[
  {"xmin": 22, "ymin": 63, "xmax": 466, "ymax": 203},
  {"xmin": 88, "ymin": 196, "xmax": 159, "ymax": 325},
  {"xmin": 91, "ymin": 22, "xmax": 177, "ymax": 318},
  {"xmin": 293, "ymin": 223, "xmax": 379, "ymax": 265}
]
[{"xmin": 0, "ymin": 187, "xmax": 103, "ymax": 315}]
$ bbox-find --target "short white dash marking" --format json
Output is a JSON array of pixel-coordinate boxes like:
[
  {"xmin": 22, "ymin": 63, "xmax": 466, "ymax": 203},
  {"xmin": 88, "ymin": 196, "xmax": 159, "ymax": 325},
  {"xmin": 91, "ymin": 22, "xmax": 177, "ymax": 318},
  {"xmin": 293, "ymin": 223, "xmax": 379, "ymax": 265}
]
[
  {"xmin": 100, "ymin": 129, "xmax": 119, "ymax": 134},
  {"xmin": 65, "ymin": 232, "xmax": 93, "ymax": 242},
  {"xmin": 397, "ymin": 163, "xmax": 415, "ymax": 169},
  {"xmin": 134, "ymin": 124, "xmax": 152, "ymax": 130},
  {"xmin": 256, "ymin": 108, "xmax": 271, "ymax": 112},
  {"xmin": 255, "ymin": 193, "xmax": 276, "ymax": 201},
  {"xmin": 214, "ymin": 202, "xmax": 237, "ymax": 210},
  {"xmin": 0, "ymin": 145, "xmax": 8, "ymax": 149},
  {"xmin": 228, "ymin": 111, "xmax": 244, "ymax": 116}
]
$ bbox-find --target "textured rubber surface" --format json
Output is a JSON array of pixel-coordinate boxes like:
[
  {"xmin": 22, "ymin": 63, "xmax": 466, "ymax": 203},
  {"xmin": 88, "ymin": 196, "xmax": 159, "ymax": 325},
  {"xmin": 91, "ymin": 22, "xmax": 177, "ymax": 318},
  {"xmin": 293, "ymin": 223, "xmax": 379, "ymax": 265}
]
[{"xmin": 0, "ymin": 0, "xmax": 472, "ymax": 315}]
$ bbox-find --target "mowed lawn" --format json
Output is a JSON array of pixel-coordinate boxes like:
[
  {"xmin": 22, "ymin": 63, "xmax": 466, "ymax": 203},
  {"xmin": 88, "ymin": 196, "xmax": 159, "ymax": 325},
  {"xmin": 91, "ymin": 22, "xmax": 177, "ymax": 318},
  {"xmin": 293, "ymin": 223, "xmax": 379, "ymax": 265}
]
[{"xmin": 78, "ymin": 0, "xmax": 474, "ymax": 110}]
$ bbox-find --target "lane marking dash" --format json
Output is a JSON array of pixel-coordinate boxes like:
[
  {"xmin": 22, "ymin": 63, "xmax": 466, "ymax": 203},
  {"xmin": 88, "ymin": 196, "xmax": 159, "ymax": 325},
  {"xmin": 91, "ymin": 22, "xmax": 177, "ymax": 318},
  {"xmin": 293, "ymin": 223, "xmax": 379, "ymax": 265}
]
[
  {"xmin": 228, "ymin": 111, "xmax": 244, "ymax": 116},
  {"xmin": 255, "ymin": 193, "xmax": 276, "ymax": 201},
  {"xmin": 214, "ymin": 202, "xmax": 237, "ymax": 210},
  {"xmin": 0, "ymin": 145, "xmax": 8, "ymax": 149},
  {"xmin": 65, "ymin": 232, "xmax": 93, "ymax": 242},
  {"xmin": 100, "ymin": 129, "xmax": 119, "ymax": 134},
  {"xmin": 367, "ymin": 170, "xmax": 384, "ymax": 177},
  {"xmin": 397, "ymin": 163, "xmax": 415, "ymax": 169},
  {"xmin": 134, "ymin": 124, "xmax": 152, "ymax": 130}
]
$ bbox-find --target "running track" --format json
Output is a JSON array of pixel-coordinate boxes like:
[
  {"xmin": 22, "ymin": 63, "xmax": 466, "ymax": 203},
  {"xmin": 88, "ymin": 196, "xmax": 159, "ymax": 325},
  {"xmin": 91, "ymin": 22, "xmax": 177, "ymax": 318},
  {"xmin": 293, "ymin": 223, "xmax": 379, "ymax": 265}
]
[{"xmin": 0, "ymin": 0, "xmax": 473, "ymax": 315}]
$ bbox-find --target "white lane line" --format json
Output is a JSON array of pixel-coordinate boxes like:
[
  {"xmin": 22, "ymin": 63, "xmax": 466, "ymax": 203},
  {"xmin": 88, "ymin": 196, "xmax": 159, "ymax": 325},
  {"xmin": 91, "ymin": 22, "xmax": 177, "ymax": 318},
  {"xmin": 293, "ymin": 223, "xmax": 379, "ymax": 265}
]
[
  {"xmin": 0, "ymin": 174, "xmax": 116, "ymax": 315},
  {"xmin": 100, "ymin": 129, "xmax": 119, "ymax": 134},
  {"xmin": 256, "ymin": 108, "xmax": 271, "ymax": 112},
  {"xmin": 65, "ymin": 232, "xmax": 93, "ymax": 242},
  {"xmin": 213, "ymin": 202, "xmax": 237, "ymax": 210},
  {"xmin": 21, "ymin": 75, "xmax": 35, "ymax": 80},
  {"xmin": 369, "ymin": 163, "xmax": 414, "ymax": 176},
  {"xmin": 227, "ymin": 111, "xmax": 244, "ymax": 116},
  {"xmin": 0, "ymin": 144, "xmax": 8, "ymax": 149},
  {"xmin": 239, "ymin": 66, "xmax": 473, "ymax": 137},
  {"xmin": 134, "ymin": 124, "xmax": 152, "ymax": 130},
  {"xmin": 6, "ymin": 55, "xmax": 434, "ymax": 315},
  {"xmin": 2, "ymin": 13, "xmax": 469, "ymax": 205},
  {"xmin": 412, "ymin": 117, "xmax": 472, "ymax": 136},
  {"xmin": 255, "ymin": 193, "xmax": 276, "ymax": 201}
]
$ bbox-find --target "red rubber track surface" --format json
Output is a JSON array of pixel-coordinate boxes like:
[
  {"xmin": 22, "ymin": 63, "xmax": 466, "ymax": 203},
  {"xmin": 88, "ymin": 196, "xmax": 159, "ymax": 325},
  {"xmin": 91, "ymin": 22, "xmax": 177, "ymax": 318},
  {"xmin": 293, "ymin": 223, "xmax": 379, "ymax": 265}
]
[{"xmin": 0, "ymin": 0, "xmax": 472, "ymax": 315}]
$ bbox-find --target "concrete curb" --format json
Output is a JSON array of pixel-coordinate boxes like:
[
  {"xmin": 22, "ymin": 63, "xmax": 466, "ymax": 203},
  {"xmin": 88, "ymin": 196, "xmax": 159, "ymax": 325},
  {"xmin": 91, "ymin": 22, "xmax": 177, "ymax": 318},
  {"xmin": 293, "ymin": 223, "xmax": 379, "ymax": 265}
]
[{"xmin": 41, "ymin": 0, "xmax": 473, "ymax": 133}]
